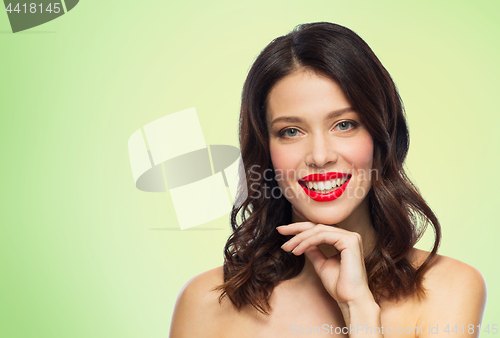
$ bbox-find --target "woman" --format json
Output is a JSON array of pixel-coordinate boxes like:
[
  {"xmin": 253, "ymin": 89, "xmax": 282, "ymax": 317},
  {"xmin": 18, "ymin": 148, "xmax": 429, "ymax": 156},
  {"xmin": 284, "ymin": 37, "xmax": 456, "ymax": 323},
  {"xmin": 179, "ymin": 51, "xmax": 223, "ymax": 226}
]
[{"xmin": 170, "ymin": 22, "xmax": 486, "ymax": 337}]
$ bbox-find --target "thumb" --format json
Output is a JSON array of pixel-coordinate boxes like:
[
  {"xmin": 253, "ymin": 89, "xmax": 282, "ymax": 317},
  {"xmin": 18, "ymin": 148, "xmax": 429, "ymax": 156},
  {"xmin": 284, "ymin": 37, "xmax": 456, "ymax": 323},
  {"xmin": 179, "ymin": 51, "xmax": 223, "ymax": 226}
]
[{"xmin": 304, "ymin": 246, "xmax": 327, "ymax": 271}]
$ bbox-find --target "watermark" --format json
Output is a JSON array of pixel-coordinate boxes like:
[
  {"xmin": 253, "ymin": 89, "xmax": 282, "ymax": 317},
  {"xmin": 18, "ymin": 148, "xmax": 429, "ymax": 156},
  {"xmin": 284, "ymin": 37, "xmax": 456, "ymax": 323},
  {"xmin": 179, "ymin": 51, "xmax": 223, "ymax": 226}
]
[
  {"xmin": 128, "ymin": 107, "xmax": 248, "ymax": 230},
  {"xmin": 290, "ymin": 324, "xmax": 422, "ymax": 335},
  {"xmin": 246, "ymin": 165, "xmax": 378, "ymax": 201},
  {"xmin": 289, "ymin": 323, "xmax": 499, "ymax": 335},
  {"xmin": 129, "ymin": 108, "xmax": 378, "ymax": 229},
  {"xmin": 3, "ymin": 0, "xmax": 79, "ymax": 33}
]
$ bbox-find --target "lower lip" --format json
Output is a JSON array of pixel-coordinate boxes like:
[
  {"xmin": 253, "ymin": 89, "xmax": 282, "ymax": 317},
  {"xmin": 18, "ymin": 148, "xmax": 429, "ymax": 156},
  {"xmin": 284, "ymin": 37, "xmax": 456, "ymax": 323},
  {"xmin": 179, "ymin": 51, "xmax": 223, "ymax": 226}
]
[{"xmin": 299, "ymin": 177, "xmax": 351, "ymax": 202}]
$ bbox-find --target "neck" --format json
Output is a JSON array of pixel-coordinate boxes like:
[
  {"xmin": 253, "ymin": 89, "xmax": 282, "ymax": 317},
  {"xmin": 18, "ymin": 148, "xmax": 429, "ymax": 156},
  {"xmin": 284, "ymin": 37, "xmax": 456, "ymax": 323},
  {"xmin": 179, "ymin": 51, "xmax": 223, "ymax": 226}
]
[{"xmin": 291, "ymin": 197, "xmax": 377, "ymax": 281}]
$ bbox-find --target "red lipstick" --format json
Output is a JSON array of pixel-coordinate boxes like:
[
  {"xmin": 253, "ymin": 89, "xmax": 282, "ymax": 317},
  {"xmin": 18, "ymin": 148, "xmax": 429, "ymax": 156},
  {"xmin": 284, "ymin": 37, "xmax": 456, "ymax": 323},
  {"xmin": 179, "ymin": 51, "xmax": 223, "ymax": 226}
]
[{"xmin": 299, "ymin": 172, "xmax": 351, "ymax": 202}]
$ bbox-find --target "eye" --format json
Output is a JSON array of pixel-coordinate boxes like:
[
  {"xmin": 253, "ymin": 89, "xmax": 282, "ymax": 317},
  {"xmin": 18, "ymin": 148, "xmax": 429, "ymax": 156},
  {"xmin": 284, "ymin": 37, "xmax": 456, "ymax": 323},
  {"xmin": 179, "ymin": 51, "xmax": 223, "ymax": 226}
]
[
  {"xmin": 280, "ymin": 128, "xmax": 301, "ymax": 138},
  {"xmin": 334, "ymin": 120, "xmax": 357, "ymax": 131}
]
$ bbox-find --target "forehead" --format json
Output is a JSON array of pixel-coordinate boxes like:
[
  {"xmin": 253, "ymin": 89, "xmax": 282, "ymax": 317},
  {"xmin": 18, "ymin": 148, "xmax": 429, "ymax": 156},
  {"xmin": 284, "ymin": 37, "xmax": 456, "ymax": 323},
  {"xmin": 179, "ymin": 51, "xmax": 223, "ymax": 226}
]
[{"xmin": 266, "ymin": 70, "xmax": 351, "ymax": 123}]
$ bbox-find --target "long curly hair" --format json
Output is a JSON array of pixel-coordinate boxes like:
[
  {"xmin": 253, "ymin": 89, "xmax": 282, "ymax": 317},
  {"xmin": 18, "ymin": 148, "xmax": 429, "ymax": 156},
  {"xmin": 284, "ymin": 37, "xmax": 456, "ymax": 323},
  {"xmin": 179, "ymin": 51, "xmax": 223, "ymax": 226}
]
[{"xmin": 215, "ymin": 22, "xmax": 441, "ymax": 314}]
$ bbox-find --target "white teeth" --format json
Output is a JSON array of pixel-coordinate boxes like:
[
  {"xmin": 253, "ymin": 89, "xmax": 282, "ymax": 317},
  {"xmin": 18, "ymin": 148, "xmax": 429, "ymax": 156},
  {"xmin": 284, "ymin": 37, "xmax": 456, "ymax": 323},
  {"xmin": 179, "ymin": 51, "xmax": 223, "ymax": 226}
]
[{"xmin": 303, "ymin": 176, "xmax": 349, "ymax": 192}]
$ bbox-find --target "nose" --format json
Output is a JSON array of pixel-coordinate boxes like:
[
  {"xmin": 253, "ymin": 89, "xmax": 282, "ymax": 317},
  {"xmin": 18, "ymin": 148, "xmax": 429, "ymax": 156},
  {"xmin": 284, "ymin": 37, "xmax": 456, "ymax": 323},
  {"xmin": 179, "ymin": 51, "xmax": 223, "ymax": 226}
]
[{"xmin": 304, "ymin": 132, "xmax": 338, "ymax": 168}]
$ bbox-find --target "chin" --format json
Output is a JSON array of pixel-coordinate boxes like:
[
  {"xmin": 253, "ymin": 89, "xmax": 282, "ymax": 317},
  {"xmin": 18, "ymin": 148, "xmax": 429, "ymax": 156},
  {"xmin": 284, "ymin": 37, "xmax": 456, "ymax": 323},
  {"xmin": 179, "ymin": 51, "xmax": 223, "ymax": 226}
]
[
  {"xmin": 298, "ymin": 206, "xmax": 350, "ymax": 226},
  {"xmin": 307, "ymin": 215, "xmax": 347, "ymax": 226}
]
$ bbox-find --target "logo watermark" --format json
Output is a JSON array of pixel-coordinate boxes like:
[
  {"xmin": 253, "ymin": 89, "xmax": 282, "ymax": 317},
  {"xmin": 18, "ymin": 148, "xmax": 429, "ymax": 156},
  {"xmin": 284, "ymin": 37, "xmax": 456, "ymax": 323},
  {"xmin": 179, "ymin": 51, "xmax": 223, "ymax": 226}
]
[
  {"xmin": 128, "ymin": 107, "xmax": 248, "ymax": 230},
  {"xmin": 290, "ymin": 323, "xmax": 422, "ymax": 335},
  {"xmin": 3, "ymin": 0, "xmax": 79, "ymax": 33},
  {"xmin": 290, "ymin": 323, "xmax": 498, "ymax": 335},
  {"xmin": 247, "ymin": 165, "xmax": 378, "ymax": 202}
]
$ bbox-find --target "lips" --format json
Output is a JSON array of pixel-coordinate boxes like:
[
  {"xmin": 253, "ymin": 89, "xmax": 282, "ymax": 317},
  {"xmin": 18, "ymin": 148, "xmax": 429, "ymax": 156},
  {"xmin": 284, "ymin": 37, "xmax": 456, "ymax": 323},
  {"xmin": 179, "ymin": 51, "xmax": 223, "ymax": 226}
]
[{"xmin": 298, "ymin": 172, "xmax": 351, "ymax": 202}]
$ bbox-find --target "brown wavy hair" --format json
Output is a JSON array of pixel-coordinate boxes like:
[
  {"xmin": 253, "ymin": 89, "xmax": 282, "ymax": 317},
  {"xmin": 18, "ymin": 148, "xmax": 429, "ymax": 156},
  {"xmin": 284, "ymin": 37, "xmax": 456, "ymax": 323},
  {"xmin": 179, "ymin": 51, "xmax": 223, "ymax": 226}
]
[{"xmin": 216, "ymin": 22, "xmax": 441, "ymax": 314}]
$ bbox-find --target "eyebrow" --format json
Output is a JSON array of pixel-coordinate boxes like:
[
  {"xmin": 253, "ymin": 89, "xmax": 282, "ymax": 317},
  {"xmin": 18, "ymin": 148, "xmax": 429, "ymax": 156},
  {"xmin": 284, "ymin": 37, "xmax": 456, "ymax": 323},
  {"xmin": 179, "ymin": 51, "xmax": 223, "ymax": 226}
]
[{"xmin": 269, "ymin": 107, "xmax": 355, "ymax": 128}]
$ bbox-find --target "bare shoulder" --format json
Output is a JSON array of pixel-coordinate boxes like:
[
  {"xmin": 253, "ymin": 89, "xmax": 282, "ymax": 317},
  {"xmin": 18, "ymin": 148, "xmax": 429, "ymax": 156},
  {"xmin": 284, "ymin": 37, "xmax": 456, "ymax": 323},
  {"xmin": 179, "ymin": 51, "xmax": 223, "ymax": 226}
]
[
  {"xmin": 175, "ymin": 265, "xmax": 224, "ymax": 303},
  {"xmin": 169, "ymin": 266, "xmax": 230, "ymax": 338},
  {"xmin": 410, "ymin": 248, "xmax": 487, "ymax": 334},
  {"xmin": 410, "ymin": 248, "xmax": 486, "ymax": 295}
]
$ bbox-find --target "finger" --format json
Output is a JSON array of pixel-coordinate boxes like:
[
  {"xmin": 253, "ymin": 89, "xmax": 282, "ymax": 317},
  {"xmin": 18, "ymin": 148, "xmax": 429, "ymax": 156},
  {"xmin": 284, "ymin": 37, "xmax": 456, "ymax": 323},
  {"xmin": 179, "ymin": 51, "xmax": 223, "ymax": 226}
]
[
  {"xmin": 280, "ymin": 224, "xmax": 343, "ymax": 251},
  {"xmin": 290, "ymin": 231, "xmax": 364, "ymax": 258},
  {"xmin": 278, "ymin": 222, "xmax": 359, "ymax": 237},
  {"xmin": 280, "ymin": 225, "xmax": 326, "ymax": 251},
  {"xmin": 276, "ymin": 222, "xmax": 316, "ymax": 235},
  {"xmin": 304, "ymin": 246, "xmax": 327, "ymax": 268}
]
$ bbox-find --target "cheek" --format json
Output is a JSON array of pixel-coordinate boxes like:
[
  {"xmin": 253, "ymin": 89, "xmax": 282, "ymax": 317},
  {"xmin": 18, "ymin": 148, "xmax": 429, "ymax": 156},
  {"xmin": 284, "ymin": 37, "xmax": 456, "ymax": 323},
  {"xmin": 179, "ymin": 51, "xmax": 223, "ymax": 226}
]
[
  {"xmin": 270, "ymin": 142, "xmax": 301, "ymax": 183},
  {"xmin": 342, "ymin": 133, "xmax": 374, "ymax": 170}
]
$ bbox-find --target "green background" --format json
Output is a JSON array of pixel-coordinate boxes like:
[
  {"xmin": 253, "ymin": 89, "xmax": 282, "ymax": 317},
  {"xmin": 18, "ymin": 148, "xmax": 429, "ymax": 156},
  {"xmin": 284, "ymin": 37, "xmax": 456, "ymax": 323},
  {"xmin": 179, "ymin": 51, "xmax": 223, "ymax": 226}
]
[{"xmin": 1, "ymin": 0, "xmax": 498, "ymax": 336}]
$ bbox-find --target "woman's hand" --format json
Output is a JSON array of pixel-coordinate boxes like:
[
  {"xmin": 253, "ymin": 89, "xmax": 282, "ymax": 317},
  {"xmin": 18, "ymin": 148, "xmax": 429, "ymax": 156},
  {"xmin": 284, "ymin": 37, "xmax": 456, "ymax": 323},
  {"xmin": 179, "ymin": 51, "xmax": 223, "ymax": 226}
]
[{"xmin": 277, "ymin": 222, "xmax": 375, "ymax": 309}]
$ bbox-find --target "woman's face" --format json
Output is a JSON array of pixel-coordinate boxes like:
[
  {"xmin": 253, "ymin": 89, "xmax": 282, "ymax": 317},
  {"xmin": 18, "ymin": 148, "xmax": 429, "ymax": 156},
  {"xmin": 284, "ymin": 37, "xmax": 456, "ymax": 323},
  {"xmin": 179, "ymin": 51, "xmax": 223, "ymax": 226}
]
[{"xmin": 267, "ymin": 70, "xmax": 374, "ymax": 225}]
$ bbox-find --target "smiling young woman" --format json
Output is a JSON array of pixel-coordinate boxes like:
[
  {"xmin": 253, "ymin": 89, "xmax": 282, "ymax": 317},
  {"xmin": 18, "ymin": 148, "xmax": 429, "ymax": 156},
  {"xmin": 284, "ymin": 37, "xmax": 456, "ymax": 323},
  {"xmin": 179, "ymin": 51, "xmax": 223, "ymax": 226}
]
[{"xmin": 169, "ymin": 22, "xmax": 486, "ymax": 338}]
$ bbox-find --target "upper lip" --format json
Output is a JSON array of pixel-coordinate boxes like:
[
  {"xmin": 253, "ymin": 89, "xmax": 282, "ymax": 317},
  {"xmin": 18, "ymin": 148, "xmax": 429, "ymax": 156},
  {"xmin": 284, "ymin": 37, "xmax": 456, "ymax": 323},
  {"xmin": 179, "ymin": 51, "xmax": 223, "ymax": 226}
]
[{"xmin": 299, "ymin": 172, "xmax": 350, "ymax": 182}]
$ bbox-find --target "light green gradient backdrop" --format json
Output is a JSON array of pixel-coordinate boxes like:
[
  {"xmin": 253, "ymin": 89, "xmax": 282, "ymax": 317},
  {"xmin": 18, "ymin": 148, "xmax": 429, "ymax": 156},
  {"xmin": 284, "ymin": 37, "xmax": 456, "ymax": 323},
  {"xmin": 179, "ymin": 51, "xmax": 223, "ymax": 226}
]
[{"xmin": 0, "ymin": 1, "xmax": 498, "ymax": 337}]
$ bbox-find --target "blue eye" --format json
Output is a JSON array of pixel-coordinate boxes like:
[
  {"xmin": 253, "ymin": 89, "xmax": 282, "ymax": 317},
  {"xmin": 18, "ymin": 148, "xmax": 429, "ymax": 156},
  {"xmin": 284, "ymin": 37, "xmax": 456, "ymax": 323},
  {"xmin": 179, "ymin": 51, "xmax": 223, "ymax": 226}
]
[
  {"xmin": 282, "ymin": 128, "xmax": 299, "ymax": 137},
  {"xmin": 336, "ymin": 121, "xmax": 357, "ymax": 131},
  {"xmin": 338, "ymin": 122, "xmax": 351, "ymax": 130}
]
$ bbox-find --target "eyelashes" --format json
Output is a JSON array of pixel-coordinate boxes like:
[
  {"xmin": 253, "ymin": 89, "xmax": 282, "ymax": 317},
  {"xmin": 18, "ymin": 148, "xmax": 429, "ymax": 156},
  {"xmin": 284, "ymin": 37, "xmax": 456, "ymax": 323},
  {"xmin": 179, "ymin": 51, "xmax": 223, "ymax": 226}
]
[
  {"xmin": 280, "ymin": 128, "xmax": 301, "ymax": 138},
  {"xmin": 278, "ymin": 120, "xmax": 359, "ymax": 139},
  {"xmin": 335, "ymin": 121, "xmax": 357, "ymax": 131}
]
